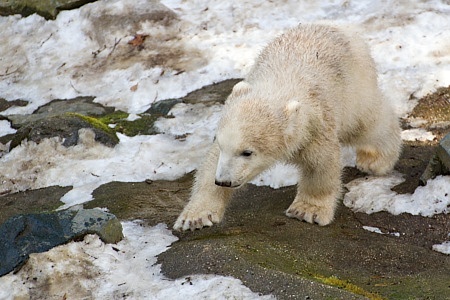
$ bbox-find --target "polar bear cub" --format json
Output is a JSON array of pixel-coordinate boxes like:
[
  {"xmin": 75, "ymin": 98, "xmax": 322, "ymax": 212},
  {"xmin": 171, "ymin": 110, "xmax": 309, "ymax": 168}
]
[{"xmin": 174, "ymin": 24, "xmax": 401, "ymax": 231}]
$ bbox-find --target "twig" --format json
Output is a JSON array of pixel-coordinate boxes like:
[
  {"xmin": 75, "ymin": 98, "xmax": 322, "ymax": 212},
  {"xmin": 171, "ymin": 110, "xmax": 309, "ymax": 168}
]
[
  {"xmin": 40, "ymin": 33, "xmax": 53, "ymax": 47},
  {"xmin": 0, "ymin": 67, "xmax": 19, "ymax": 77},
  {"xmin": 108, "ymin": 38, "xmax": 121, "ymax": 56},
  {"xmin": 70, "ymin": 81, "xmax": 81, "ymax": 93}
]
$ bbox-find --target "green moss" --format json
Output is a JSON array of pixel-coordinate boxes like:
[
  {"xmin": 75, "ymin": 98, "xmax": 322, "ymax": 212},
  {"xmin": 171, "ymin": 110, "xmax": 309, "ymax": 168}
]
[
  {"xmin": 98, "ymin": 110, "xmax": 129, "ymax": 124},
  {"xmin": 229, "ymin": 238, "xmax": 391, "ymax": 299},
  {"xmin": 112, "ymin": 115, "xmax": 160, "ymax": 136},
  {"xmin": 97, "ymin": 110, "xmax": 159, "ymax": 136},
  {"xmin": 66, "ymin": 112, "xmax": 114, "ymax": 133},
  {"xmin": 68, "ymin": 111, "xmax": 160, "ymax": 137},
  {"xmin": 314, "ymin": 275, "xmax": 385, "ymax": 300}
]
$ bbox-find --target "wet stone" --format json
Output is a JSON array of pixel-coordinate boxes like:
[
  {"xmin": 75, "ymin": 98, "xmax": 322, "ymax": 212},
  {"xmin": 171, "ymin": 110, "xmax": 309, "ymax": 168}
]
[
  {"xmin": 0, "ymin": 208, "xmax": 123, "ymax": 276},
  {"xmin": 420, "ymin": 132, "xmax": 450, "ymax": 184}
]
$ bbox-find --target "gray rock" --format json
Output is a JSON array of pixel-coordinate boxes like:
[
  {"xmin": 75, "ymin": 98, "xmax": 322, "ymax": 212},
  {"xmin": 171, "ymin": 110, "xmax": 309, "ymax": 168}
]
[
  {"xmin": 7, "ymin": 96, "xmax": 113, "ymax": 128},
  {"xmin": 420, "ymin": 132, "xmax": 450, "ymax": 184},
  {"xmin": 0, "ymin": 208, "xmax": 123, "ymax": 276},
  {"xmin": 437, "ymin": 132, "xmax": 450, "ymax": 170},
  {"xmin": 9, "ymin": 113, "xmax": 119, "ymax": 149},
  {"xmin": 0, "ymin": 98, "xmax": 28, "ymax": 113},
  {"xmin": 144, "ymin": 79, "xmax": 241, "ymax": 116},
  {"xmin": 146, "ymin": 99, "xmax": 183, "ymax": 116},
  {"xmin": 0, "ymin": 0, "xmax": 98, "ymax": 20},
  {"xmin": 0, "ymin": 185, "xmax": 69, "ymax": 226}
]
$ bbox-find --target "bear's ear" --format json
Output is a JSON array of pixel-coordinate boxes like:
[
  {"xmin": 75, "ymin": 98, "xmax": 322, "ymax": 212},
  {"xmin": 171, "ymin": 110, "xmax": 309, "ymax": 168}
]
[
  {"xmin": 231, "ymin": 81, "xmax": 252, "ymax": 96},
  {"xmin": 284, "ymin": 99, "xmax": 301, "ymax": 117}
]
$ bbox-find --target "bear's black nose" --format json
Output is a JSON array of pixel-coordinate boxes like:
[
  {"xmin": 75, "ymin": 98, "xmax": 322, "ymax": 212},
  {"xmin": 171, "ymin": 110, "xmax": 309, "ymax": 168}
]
[{"xmin": 215, "ymin": 180, "xmax": 232, "ymax": 187}]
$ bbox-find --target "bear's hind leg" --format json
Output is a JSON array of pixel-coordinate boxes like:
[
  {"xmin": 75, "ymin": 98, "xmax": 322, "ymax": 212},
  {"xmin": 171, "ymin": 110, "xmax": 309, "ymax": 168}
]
[
  {"xmin": 355, "ymin": 114, "xmax": 401, "ymax": 175},
  {"xmin": 286, "ymin": 140, "xmax": 341, "ymax": 226}
]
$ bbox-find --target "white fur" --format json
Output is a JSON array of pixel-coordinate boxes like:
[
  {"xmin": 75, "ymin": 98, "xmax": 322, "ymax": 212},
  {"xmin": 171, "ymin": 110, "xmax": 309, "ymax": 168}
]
[{"xmin": 174, "ymin": 24, "xmax": 401, "ymax": 231}]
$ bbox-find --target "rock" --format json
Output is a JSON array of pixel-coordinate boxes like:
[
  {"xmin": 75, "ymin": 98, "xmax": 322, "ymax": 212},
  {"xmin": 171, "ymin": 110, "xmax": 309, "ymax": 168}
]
[
  {"xmin": 420, "ymin": 132, "xmax": 450, "ymax": 185},
  {"xmin": 6, "ymin": 96, "xmax": 113, "ymax": 128},
  {"xmin": 437, "ymin": 132, "xmax": 450, "ymax": 170},
  {"xmin": 0, "ymin": 185, "xmax": 69, "ymax": 226},
  {"xmin": 0, "ymin": 98, "xmax": 28, "ymax": 113},
  {"xmin": 144, "ymin": 79, "xmax": 241, "ymax": 115},
  {"xmin": 0, "ymin": 0, "xmax": 98, "ymax": 20},
  {"xmin": 85, "ymin": 175, "xmax": 192, "ymax": 226},
  {"xmin": 0, "ymin": 208, "xmax": 123, "ymax": 276},
  {"xmin": 9, "ymin": 113, "xmax": 119, "ymax": 149},
  {"xmin": 158, "ymin": 182, "xmax": 450, "ymax": 300},
  {"xmin": 181, "ymin": 79, "xmax": 241, "ymax": 105},
  {"xmin": 146, "ymin": 99, "xmax": 183, "ymax": 116}
]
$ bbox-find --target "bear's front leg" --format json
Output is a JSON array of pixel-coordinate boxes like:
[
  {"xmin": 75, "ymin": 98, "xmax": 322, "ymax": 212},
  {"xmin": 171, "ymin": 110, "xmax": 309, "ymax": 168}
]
[
  {"xmin": 174, "ymin": 143, "xmax": 234, "ymax": 231},
  {"xmin": 286, "ymin": 140, "xmax": 342, "ymax": 226}
]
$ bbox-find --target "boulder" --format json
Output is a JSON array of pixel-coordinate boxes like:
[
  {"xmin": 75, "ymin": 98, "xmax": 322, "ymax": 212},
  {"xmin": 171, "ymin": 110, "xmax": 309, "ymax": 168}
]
[
  {"xmin": 0, "ymin": 208, "xmax": 123, "ymax": 276},
  {"xmin": 9, "ymin": 113, "xmax": 119, "ymax": 149},
  {"xmin": 420, "ymin": 132, "xmax": 450, "ymax": 184}
]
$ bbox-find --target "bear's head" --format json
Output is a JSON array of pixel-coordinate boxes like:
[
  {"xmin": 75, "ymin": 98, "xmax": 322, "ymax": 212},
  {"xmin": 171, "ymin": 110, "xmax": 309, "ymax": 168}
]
[{"xmin": 214, "ymin": 81, "xmax": 309, "ymax": 188}]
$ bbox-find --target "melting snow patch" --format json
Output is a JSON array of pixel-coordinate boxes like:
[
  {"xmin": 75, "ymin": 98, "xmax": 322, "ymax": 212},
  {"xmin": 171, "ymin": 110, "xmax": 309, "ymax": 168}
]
[
  {"xmin": 362, "ymin": 226, "xmax": 401, "ymax": 237},
  {"xmin": 363, "ymin": 226, "xmax": 383, "ymax": 234},
  {"xmin": 344, "ymin": 174, "xmax": 450, "ymax": 217},
  {"xmin": 432, "ymin": 241, "xmax": 450, "ymax": 255},
  {"xmin": 0, "ymin": 120, "xmax": 16, "ymax": 137},
  {"xmin": 401, "ymin": 128, "xmax": 435, "ymax": 142}
]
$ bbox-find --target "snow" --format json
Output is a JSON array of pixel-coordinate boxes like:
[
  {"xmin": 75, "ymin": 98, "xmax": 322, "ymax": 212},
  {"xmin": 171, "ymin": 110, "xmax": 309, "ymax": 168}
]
[
  {"xmin": 344, "ymin": 173, "xmax": 450, "ymax": 216},
  {"xmin": 401, "ymin": 128, "xmax": 436, "ymax": 142},
  {"xmin": 0, "ymin": 120, "xmax": 16, "ymax": 137},
  {"xmin": 433, "ymin": 240, "xmax": 450, "ymax": 255},
  {"xmin": 1, "ymin": 0, "xmax": 450, "ymax": 297},
  {"xmin": 363, "ymin": 226, "xmax": 383, "ymax": 234},
  {"xmin": 362, "ymin": 226, "xmax": 401, "ymax": 237}
]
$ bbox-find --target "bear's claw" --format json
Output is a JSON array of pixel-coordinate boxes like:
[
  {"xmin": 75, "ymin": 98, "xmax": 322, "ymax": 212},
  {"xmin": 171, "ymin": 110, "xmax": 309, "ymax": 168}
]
[
  {"xmin": 285, "ymin": 202, "xmax": 334, "ymax": 226},
  {"xmin": 173, "ymin": 211, "xmax": 220, "ymax": 231}
]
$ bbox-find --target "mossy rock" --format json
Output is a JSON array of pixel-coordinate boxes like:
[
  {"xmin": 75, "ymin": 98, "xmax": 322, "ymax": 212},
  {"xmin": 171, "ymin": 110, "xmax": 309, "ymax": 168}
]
[
  {"xmin": 98, "ymin": 111, "xmax": 160, "ymax": 136},
  {"xmin": 10, "ymin": 113, "xmax": 119, "ymax": 149},
  {"xmin": 6, "ymin": 96, "xmax": 113, "ymax": 129}
]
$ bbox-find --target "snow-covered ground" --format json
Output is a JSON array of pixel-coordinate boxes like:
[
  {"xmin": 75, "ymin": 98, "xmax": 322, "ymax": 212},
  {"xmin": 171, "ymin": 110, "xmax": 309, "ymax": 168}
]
[{"xmin": 0, "ymin": 0, "xmax": 450, "ymax": 298}]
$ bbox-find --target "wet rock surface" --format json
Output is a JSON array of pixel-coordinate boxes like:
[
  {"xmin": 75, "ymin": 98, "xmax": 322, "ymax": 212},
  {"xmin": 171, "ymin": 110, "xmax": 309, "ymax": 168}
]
[
  {"xmin": 0, "ymin": 186, "xmax": 69, "ymax": 225},
  {"xmin": 158, "ymin": 167, "xmax": 450, "ymax": 300},
  {"xmin": 0, "ymin": 208, "xmax": 123, "ymax": 276}
]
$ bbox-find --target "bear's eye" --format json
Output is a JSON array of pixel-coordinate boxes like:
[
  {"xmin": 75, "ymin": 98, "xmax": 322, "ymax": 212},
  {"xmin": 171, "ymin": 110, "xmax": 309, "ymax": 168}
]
[{"xmin": 241, "ymin": 150, "xmax": 253, "ymax": 157}]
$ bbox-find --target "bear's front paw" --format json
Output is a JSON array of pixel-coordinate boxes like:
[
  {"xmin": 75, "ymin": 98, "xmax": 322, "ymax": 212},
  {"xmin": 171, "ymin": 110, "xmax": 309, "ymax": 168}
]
[
  {"xmin": 173, "ymin": 209, "xmax": 222, "ymax": 231},
  {"xmin": 285, "ymin": 202, "xmax": 334, "ymax": 226}
]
